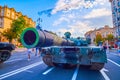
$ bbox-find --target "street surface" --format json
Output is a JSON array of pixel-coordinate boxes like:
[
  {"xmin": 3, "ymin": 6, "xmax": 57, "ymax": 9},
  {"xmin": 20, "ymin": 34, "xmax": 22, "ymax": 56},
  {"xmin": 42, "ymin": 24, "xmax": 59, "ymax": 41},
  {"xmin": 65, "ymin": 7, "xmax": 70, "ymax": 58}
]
[{"xmin": 0, "ymin": 48, "xmax": 120, "ymax": 80}]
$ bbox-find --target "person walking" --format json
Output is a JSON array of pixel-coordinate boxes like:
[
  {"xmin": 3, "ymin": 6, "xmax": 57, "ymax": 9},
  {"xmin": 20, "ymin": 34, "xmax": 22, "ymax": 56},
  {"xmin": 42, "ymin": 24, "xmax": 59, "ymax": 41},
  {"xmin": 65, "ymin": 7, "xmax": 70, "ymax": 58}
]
[
  {"xmin": 38, "ymin": 48, "xmax": 41, "ymax": 57},
  {"xmin": 35, "ymin": 47, "xmax": 41, "ymax": 57},
  {"xmin": 27, "ymin": 48, "xmax": 31, "ymax": 61},
  {"xmin": 35, "ymin": 48, "xmax": 38, "ymax": 56}
]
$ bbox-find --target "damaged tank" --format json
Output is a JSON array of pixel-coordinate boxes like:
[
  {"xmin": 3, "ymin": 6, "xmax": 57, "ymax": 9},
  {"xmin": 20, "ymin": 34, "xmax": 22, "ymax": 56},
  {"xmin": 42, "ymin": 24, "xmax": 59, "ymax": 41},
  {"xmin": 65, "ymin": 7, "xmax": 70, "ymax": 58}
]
[
  {"xmin": 20, "ymin": 27, "xmax": 107, "ymax": 70},
  {"xmin": 0, "ymin": 42, "xmax": 15, "ymax": 63}
]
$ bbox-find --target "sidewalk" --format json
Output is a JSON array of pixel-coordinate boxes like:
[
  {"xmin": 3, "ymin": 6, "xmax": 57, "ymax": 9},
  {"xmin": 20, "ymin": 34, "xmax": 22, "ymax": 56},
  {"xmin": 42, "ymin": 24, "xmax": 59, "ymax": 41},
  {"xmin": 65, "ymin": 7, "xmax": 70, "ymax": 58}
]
[
  {"xmin": 13, "ymin": 48, "xmax": 27, "ymax": 53},
  {"xmin": 109, "ymin": 48, "xmax": 120, "ymax": 56}
]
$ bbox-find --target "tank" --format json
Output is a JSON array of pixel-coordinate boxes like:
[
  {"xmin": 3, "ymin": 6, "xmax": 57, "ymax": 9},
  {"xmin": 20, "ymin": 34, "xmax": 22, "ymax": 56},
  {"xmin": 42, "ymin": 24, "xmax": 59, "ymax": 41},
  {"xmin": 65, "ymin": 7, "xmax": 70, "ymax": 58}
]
[
  {"xmin": 0, "ymin": 42, "xmax": 15, "ymax": 63},
  {"xmin": 20, "ymin": 27, "xmax": 107, "ymax": 70}
]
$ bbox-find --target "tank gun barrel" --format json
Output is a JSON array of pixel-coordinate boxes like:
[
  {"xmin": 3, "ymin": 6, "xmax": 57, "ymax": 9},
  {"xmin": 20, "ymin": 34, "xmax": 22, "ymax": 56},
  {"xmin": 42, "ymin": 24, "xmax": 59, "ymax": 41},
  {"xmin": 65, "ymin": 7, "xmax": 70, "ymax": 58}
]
[{"xmin": 20, "ymin": 27, "xmax": 73, "ymax": 48}]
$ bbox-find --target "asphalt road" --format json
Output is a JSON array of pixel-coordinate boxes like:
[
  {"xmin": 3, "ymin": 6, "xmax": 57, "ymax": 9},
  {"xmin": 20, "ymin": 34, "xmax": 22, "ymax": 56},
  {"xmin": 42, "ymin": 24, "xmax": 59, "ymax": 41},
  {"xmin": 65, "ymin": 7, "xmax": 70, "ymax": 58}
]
[{"xmin": 0, "ymin": 49, "xmax": 120, "ymax": 80}]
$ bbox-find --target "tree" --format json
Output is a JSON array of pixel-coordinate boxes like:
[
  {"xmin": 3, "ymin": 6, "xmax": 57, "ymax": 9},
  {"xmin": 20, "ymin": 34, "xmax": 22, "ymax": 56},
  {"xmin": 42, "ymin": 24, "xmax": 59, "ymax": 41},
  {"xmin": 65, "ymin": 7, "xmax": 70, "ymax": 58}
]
[
  {"xmin": 106, "ymin": 34, "xmax": 114, "ymax": 41},
  {"xmin": 2, "ymin": 29, "xmax": 15, "ymax": 43},
  {"xmin": 11, "ymin": 16, "xmax": 27, "ymax": 39},
  {"xmin": 2, "ymin": 16, "xmax": 31, "ymax": 43},
  {"xmin": 95, "ymin": 33, "xmax": 103, "ymax": 46}
]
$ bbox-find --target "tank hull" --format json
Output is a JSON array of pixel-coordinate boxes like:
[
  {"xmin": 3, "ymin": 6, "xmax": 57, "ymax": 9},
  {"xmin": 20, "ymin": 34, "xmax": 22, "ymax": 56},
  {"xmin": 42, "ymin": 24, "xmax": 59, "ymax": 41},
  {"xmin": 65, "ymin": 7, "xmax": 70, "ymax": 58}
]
[{"xmin": 41, "ymin": 46, "xmax": 107, "ymax": 70}]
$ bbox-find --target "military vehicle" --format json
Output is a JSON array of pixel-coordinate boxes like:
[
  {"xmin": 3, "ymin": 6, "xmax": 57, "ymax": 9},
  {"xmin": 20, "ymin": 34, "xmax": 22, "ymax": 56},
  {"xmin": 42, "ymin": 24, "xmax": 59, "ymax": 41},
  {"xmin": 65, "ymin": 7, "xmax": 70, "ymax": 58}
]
[
  {"xmin": 0, "ymin": 42, "xmax": 15, "ymax": 63},
  {"xmin": 20, "ymin": 27, "xmax": 107, "ymax": 70}
]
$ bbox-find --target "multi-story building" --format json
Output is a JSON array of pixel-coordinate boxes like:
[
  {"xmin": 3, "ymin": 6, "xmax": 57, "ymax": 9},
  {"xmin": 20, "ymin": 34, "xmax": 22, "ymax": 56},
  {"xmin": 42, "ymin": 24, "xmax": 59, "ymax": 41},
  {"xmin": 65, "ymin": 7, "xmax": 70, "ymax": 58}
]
[
  {"xmin": 0, "ymin": 5, "xmax": 35, "ymax": 31},
  {"xmin": 0, "ymin": 5, "xmax": 36, "ymax": 42},
  {"xmin": 85, "ymin": 25, "xmax": 116, "ymax": 44},
  {"xmin": 109, "ymin": 0, "xmax": 120, "ymax": 37}
]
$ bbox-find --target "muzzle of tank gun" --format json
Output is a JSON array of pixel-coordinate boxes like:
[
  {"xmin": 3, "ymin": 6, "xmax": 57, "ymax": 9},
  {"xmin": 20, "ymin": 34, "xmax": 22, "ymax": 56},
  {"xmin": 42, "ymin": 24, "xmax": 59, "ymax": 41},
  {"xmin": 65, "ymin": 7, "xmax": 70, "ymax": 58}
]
[{"xmin": 20, "ymin": 27, "xmax": 44, "ymax": 48}]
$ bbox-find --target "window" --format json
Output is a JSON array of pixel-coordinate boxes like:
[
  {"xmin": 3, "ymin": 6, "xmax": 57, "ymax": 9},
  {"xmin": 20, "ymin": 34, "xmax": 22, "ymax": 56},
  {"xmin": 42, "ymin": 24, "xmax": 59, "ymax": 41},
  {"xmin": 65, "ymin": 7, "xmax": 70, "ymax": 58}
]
[
  {"xmin": 118, "ymin": 2, "xmax": 120, "ymax": 7},
  {"xmin": 118, "ymin": 17, "xmax": 120, "ymax": 21},
  {"xmin": 7, "ymin": 9, "xmax": 10, "ymax": 17},
  {"xmin": 0, "ymin": 18, "xmax": 3, "ymax": 23},
  {"xmin": 118, "ymin": 8, "xmax": 120, "ymax": 13},
  {"xmin": 12, "ymin": 12, "xmax": 14, "ymax": 19},
  {"xmin": 1, "ymin": 9, "xmax": 4, "ymax": 16},
  {"xmin": 0, "ymin": 22, "xmax": 2, "ymax": 28}
]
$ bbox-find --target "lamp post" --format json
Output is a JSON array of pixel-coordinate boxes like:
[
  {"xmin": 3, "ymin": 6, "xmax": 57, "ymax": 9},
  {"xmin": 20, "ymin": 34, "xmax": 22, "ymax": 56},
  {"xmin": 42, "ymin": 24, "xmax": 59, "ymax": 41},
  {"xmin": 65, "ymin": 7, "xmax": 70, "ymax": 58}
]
[
  {"xmin": 0, "ymin": 31, "xmax": 2, "ymax": 42},
  {"xmin": 36, "ymin": 17, "xmax": 42, "ymax": 30}
]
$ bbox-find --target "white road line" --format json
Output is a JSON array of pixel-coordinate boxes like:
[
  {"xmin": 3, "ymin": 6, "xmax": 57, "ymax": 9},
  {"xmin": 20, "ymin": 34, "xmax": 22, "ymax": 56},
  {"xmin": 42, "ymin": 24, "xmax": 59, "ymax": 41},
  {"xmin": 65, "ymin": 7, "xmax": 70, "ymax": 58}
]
[
  {"xmin": 25, "ymin": 70, "xmax": 33, "ymax": 73},
  {"xmin": 0, "ymin": 61, "xmax": 43, "ymax": 80},
  {"xmin": 4, "ymin": 59, "xmax": 22, "ymax": 63},
  {"xmin": 108, "ymin": 59, "xmax": 120, "ymax": 67},
  {"xmin": 0, "ymin": 62, "xmax": 42, "ymax": 77},
  {"xmin": 71, "ymin": 65, "xmax": 79, "ymax": 80},
  {"xmin": 42, "ymin": 67, "xmax": 54, "ymax": 75},
  {"xmin": 100, "ymin": 68, "xmax": 110, "ymax": 80}
]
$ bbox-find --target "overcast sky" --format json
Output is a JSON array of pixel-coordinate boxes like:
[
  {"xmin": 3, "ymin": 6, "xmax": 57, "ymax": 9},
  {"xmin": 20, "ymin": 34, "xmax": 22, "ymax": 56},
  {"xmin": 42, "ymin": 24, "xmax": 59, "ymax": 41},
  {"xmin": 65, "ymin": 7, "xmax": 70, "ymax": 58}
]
[{"xmin": 0, "ymin": 0, "xmax": 113, "ymax": 37}]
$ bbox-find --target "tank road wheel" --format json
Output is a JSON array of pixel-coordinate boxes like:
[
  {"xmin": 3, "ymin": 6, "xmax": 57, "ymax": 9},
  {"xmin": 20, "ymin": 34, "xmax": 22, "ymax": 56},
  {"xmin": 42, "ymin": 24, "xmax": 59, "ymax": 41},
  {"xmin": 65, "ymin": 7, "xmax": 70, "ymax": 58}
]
[
  {"xmin": 90, "ymin": 62, "xmax": 104, "ymax": 70},
  {"xmin": 42, "ymin": 55, "xmax": 54, "ymax": 66},
  {"xmin": 0, "ymin": 51, "xmax": 11, "ymax": 63},
  {"xmin": 53, "ymin": 63, "xmax": 76, "ymax": 69}
]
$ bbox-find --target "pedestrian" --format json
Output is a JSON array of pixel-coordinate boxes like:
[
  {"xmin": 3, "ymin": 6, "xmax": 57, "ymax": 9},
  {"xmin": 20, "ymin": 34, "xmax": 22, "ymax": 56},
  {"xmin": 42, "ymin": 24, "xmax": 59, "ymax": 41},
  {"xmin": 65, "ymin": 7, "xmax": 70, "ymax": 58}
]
[
  {"xmin": 35, "ymin": 48, "xmax": 38, "ymax": 56},
  {"xmin": 38, "ymin": 48, "xmax": 41, "ymax": 57},
  {"xmin": 117, "ymin": 41, "xmax": 120, "ymax": 55},
  {"xmin": 27, "ymin": 48, "xmax": 31, "ymax": 61},
  {"xmin": 35, "ymin": 47, "xmax": 41, "ymax": 57},
  {"xmin": 103, "ymin": 43, "xmax": 107, "ymax": 51}
]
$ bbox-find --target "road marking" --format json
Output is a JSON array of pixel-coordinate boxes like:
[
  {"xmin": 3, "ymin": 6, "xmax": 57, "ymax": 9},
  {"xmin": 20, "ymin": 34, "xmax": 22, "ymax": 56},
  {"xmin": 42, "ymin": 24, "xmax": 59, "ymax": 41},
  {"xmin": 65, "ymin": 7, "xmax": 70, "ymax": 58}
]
[
  {"xmin": 0, "ymin": 61, "xmax": 43, "ymax": 80},
  {"xmin": 4, "ymin": 59, "xmax": 22, "ymax": 63},
  {"xmin": 71, "ymin": 65, "xmax": 79, "ymax": 80},
  {"xmin": 108, "ymin": 59, "xmax": 120, "ymax": 67},
  {"xmin": 42, "ymin": 67, "xmax": 54, "ymax": 75},
  {"xmin": 25, "ymin": 70, "xmax": 33, "ymax": 73},
  {"xmin": 100, "ymin": 68, "xmax": 110, "ymax": 80}
]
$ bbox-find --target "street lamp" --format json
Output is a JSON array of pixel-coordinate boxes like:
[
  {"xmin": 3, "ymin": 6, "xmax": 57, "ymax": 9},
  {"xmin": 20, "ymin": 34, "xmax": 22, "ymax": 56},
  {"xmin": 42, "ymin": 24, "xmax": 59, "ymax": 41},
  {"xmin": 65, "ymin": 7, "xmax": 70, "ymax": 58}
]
[{"xmin": 0, "ymin": 31, "xmax": 2, "ymax": 42}]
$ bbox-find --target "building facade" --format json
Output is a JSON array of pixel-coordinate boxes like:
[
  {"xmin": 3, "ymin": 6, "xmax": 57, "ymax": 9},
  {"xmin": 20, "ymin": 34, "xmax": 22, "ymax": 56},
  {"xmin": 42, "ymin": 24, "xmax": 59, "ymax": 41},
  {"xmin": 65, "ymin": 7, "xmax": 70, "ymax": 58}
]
[
  {"xmin": 0, "ymin": 5, "xmax": 36, "ymax": 42},
  {"xmin": 85, "ymin": 25, "xmax": 116, "ymax": 44},
  {"xmin": 109, "ymin": 0, "xmax": 120, "ymax": 37},
  {"xmin": 0, "ymin": 5, "xmax": 35, "ymax": 31}
]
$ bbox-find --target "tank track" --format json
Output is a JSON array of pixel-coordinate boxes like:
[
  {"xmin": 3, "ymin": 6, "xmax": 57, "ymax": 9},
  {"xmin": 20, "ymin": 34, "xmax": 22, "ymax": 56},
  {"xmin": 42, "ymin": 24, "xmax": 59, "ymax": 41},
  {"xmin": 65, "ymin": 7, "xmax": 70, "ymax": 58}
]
[
  {"xmin": 90, "ymin": 62, "xmax": 104, "ymax": 70},
  {"xmin": 0, "ymin": 50, "xmax": 11, "ymax": 63},
  {"xmin": 42, "ymin": 55, "xmax": 54, "ymax": 66}
]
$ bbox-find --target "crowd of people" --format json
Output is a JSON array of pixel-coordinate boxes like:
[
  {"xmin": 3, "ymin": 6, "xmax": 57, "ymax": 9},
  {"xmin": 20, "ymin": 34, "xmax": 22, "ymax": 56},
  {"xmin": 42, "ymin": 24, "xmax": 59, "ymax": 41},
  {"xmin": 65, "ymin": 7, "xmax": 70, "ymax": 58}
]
[
  {"xmin": 27, "ymin": 48, "xmax": 41, "ymax": 61},
  {"xmin": 98, "ymin": 41, "xmax": 120, "ymax": 54}
]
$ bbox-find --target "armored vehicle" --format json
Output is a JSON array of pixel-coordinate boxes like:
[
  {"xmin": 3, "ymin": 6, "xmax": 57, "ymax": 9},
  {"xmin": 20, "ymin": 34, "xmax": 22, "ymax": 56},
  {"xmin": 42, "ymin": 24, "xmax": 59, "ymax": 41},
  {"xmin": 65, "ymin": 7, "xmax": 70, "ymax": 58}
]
[
  {"xmin": 20, "ymin": 27, "xmax": 107, "ymax": 70},
  {"xmin": 0, "ymin": 42, "xmax": 15, "ymax": 63}
]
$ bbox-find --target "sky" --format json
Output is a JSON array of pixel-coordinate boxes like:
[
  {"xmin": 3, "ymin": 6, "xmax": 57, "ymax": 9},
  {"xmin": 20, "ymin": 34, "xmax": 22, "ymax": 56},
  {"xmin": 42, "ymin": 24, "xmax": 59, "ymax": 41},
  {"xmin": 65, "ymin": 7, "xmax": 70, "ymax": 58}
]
[{"xmin": 0, "ymin": 0, "xmax": 113, "ymax": 37}]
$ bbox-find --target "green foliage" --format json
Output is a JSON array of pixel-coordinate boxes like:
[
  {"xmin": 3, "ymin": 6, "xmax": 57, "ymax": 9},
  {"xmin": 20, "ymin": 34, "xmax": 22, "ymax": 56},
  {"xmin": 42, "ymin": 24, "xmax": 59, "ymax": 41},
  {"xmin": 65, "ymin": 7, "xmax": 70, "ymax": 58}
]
[
  {"xmin": 95, "ymin": 34, "xmax": 103, "ymax": 45},
  {"xmin": 11, "ymin": 16, "xmax": 27, "ymax": 38},
  {"xmin": 106, "ymin": 34, "xmax": 114, "ymax": 41},
  {"xmin": 2, "ymin": 28, "xmax": 15, "ymax": 42},
  {"xmin": 2, "ymin": 16, "xmax": 31, "ymax": 43}
]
